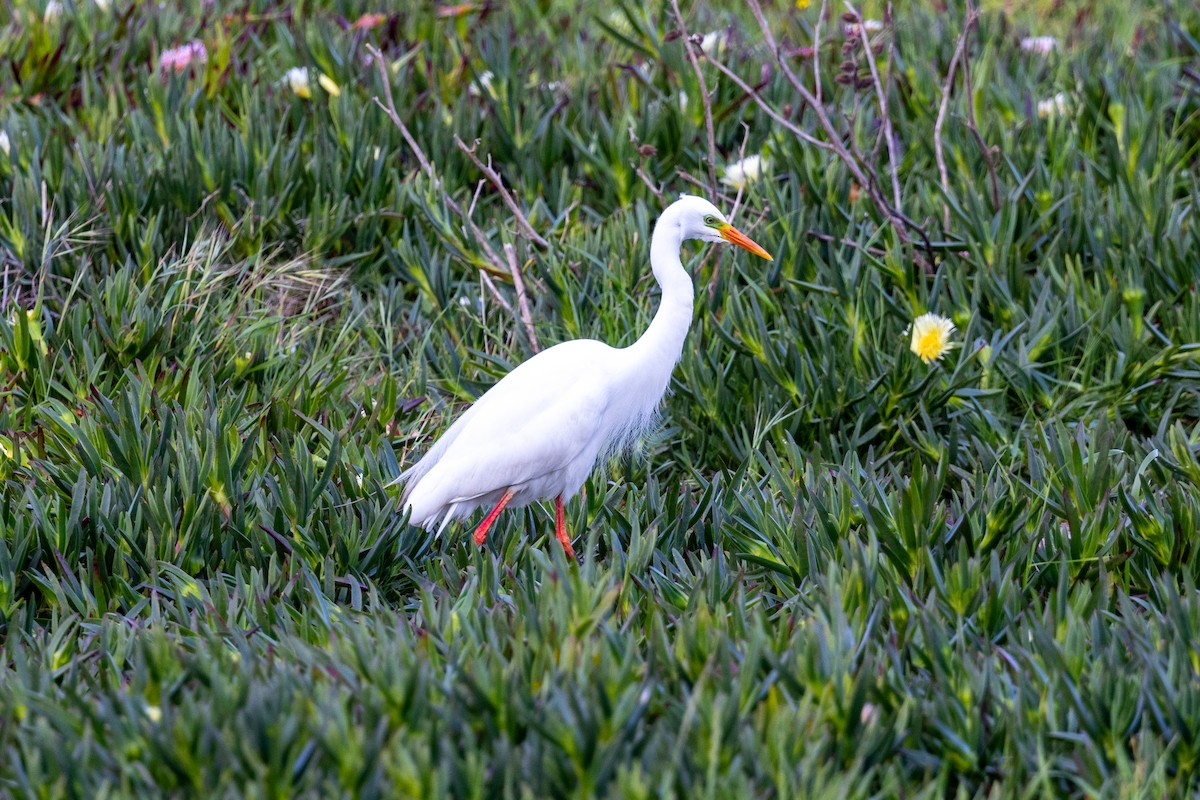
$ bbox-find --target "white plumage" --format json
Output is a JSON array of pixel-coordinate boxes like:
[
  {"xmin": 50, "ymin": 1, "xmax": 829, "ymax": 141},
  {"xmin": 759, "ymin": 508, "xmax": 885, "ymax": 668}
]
[{"xmin": 397, "ymin": 195, "xmax": 772, "ymax": 555}]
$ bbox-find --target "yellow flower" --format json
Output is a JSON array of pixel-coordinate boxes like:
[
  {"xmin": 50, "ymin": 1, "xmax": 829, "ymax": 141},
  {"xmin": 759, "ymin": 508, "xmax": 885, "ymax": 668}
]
[
  {"xmin": 318, "ymin": 73, "xmax": 341, "ymax": 97},
  {"xmin": 909, "ymin": 312, "xmax": 956, "ymax": 364},
  {"xmin": 796, "ymin": 0, "xmax": 811, "ymax": 7}
]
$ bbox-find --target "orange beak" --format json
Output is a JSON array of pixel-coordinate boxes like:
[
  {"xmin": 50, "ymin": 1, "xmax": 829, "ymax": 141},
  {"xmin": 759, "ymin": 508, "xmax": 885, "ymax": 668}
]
[{"xmin": 717, "ymin": 223, "xmax": 773, "ymax": 261}]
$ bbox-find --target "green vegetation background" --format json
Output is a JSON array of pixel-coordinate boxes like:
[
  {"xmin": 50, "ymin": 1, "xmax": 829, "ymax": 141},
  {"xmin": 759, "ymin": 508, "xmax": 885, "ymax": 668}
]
[{"xmin": 2, "ymin": 0, "xmax": 1200, "ymax": 796}]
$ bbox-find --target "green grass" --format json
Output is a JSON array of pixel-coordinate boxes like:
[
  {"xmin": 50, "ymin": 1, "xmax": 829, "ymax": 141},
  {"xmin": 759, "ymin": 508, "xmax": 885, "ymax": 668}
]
[{"xmin": 2, "ymin": 0, "xmax": 1200, "ymax": 796}]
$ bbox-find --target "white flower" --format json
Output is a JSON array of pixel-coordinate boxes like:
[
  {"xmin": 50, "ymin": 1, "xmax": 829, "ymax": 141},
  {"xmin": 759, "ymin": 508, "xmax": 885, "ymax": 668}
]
[
  {"xmin": 43, "ymin": 0, "xmax": 63, "ymax": 23},
  {"xmin": 468, "ymin": 70, "xmax": 494, "ymax": 98},
  {"xmin": 679, "ymin": 91, "xmax": 688, "ymax": 112},
  {"xmin": 283, "ymin": 67, "xmax": 311, "ymax": 99},
  {"xmin": 1020, "ymin": 36, "xmax": 1058, "ymax": 55},
  {"xmin": 700, "ymin": 30, "xmax": 727, "ymax": 57},
  {"xmin": 1036, "ymin": 92, "xmax": 1070, "ymax": 119},
  {"xmin": 721, "ymin": 154, "xmax": 766, "ymax": 190},
  {"xmin": 458, "ymin": 295, "xmax": 484, "ymax": 313},
  {"xmin": 844, "ymin": 19, "xmax": 883, "ymax": 35},
  {"xmin": 145, "ymin": 705, "xmax": 163, "ymax": 723},
  {"xmin": 94, "ymin": 0, "xmax": 110, "ymax": 10},
  {"xmin": 0, "ymin": 131, "xmax": 9, "ymax": 157}
]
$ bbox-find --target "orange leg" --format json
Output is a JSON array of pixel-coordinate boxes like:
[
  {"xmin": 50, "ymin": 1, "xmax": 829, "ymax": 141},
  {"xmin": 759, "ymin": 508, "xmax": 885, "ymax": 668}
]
[
  {"xmin": 474, "ymin": 489, "xmax": 515, "ymax": 545},
  {"xmin": 555, "ymin": 495, "xmax": 576, "ymax": 559}
]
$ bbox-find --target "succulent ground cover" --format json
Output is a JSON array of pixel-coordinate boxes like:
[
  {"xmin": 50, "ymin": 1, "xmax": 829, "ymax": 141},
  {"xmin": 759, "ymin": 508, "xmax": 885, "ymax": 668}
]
[{"xmin": 2, "ymin": 0, "xmax": 1200, "ymax": 796}]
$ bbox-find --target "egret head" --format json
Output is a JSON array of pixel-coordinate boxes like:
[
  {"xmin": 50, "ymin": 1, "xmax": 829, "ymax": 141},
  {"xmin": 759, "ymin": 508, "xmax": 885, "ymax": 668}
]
[{"xmin": 671, "ymin": 195, "xmax": 773, "ymax": 260}]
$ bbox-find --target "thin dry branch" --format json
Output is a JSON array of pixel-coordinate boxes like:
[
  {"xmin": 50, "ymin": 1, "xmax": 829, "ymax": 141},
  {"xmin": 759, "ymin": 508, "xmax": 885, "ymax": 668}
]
[
  {"xmin": 454, "ymin": 136, "xmax": 551, "ymax": 249},
  {"xmin": 803, "ymin": 229, "xmax": 936, "ymax": 272},
  {"xmin": 504, "ymin": 243, "xmax": 540, "ymax": 352},
  {"xmin": 884, "ymin": 4, "xmax": 899, "ymax": 198},
  {"xmin": 707, "ymin": 56, "xmax": 830, "ymax": 152},
  {"xmin": 934, "ymin": 9, "xmax": 978, "ymax": 229},
  {"xmin": 708, "ymin": 124, "xmax": 753, "ymax": 302},
  {"xmin": 804, "ymin": 228, "xmax": 889, "ymax": 259},
  {"xmin": 727, "ymin": 0, "xmax": 923, "ymax": 247},
  {"xmin": 479, "ymin": 272, "xmax": 514, "ymax": 315},
  {"xmin": 669, "ymin": 0, "xmax": 719, "ymax": 196},
  {"xmin": 368, "ymin": 46, "xmax": 525, "ymax": 314},
  {"xmin": 727, "ymin": 123, "xmax": 752, "ymax": 223},
  {"xmin": 675, "ymin": 167, "xmax": 735, "ymax": 205},
  {"xmin": 369, "ymin": 47, "xmax": 489, "ymax": 251},
  {"xmin": 368, "ymin": 45, "xmax": 437, "ymax": 181},
  {"xmin": 634, "ymin": 164, "xmax": 666, "ymax": 202},
  {"xmin": 813, "ymin": 0, "xmax": 828, "ymax": 107},
  {"xmin": 846, "ymin": 3, "xmax": 902, "ymax": 214}
]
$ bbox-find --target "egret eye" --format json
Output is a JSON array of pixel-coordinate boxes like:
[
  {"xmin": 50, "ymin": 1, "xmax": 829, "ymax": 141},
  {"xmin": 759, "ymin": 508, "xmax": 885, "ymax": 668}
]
[{"xmin": 704, "ymin": 215, "xmax": 717, "ymax": 226}]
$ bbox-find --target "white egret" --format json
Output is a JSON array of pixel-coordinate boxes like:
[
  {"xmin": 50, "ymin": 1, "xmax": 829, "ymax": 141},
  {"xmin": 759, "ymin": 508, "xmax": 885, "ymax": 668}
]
[{"xmin": 397, "ymin": 195, "xmax": 772, "ymax": 557}]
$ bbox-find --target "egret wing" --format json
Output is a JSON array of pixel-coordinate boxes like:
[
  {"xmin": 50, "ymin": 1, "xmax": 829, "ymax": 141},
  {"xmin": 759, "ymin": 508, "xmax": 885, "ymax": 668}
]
[
  {"xmin": 399, "ymin": 341, "xmax": 607, "ymax": 496},
  {"xmin": 410, "ymin": 381, "xmax": 609, "ymax": 507},
  {"xmin": 401, "ymin": 341, "xmax": 615, "ymax": 516}
]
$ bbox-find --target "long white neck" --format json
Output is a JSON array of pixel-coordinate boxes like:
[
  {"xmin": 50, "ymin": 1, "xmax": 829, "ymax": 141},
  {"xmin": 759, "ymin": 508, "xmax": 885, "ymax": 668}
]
[{"xmin": 626, "ymin": 209, "xmax": 694, "ymax": 375}]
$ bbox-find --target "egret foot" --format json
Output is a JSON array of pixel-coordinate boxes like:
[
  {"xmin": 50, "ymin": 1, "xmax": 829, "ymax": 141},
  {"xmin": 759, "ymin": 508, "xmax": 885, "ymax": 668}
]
[
  {"xmin": 474, "ymin": 489, "xmax": 515, "ymax": 545},
  {"xmin": 555, "ymin": 495, "xmax": 576, "ymax": 559}
]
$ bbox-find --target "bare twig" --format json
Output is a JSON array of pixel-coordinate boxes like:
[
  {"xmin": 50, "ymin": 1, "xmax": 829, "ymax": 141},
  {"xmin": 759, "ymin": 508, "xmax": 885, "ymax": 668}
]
[
  {"xmin": 934, "ymin": 8, "xmax": 978, "ymax": 229},
  {"xmin": 669, "ymin": 0, "xmax": 719, "ymax": 196},
  {"xmin": 368, "ymin": 45, "xmax": 437, "ymax": 181},
  {"xmin": 707, "ymin": 125, "xmax": 753, "ymax": 302},
  {"xmin": 803, "ymin": 229, "xmax": 937, "ymax": 272},
  {"xmin": 884, "ymin": 4, "xmax": 899, "ymax": 183},
  {"xmin": 634, "ymin": 164, "xmax": 666, "ymax": 202},
  {"xmin": 813, "ymin": 0, "xmax": 828, "ymax": 107},
  {"xmin": 805, "ymin": 228, "xmax": 889, "ymax": 258},
  {"xmin": 467, "ymin": 179, "xmax": 486, "ymax": 220},
  {"xmin": 369, "ymin": 46, "xmax": 493, "ymax": 256},
  {"xmin": 629, "ymin": 125, "xmax": 666, "ymax": 202},
  {"xmin": 504, "ymin": 243, "xmax": 540, "ymax": 352},
  {"xmin": 847, "ymin": 3, "xmax": 902, "ymax": 214},
  {"xmin": 369, "ymin": 45, "xmax": 527, "ymax": 317},
  {"xmin": 479, "ymin": 272, "xmax": 513, "ymax": 315},
  {"xmin": 721, "ymin": 0, "xmax": 925, "ymax": 248},
  {"xmin": 707, "ymin": 56, "xmax": 829, "ymax": 151},
  {"xmin": 727, "ymin": 123, "xmax": 752, "ymax": 222},
  {"xmin": 454, "ymin": 136, "xmax": 550, "ymax": 249},
  {"xmin": 675, "ymin": 167, "xmax": 734, "ymax": 204}
]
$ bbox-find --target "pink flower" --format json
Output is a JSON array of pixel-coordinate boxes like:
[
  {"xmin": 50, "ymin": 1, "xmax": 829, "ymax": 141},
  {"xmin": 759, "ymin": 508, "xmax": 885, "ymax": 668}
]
[{"xmin": 159, "ymin": 40, "xmax": 207, "ymax": 74}]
